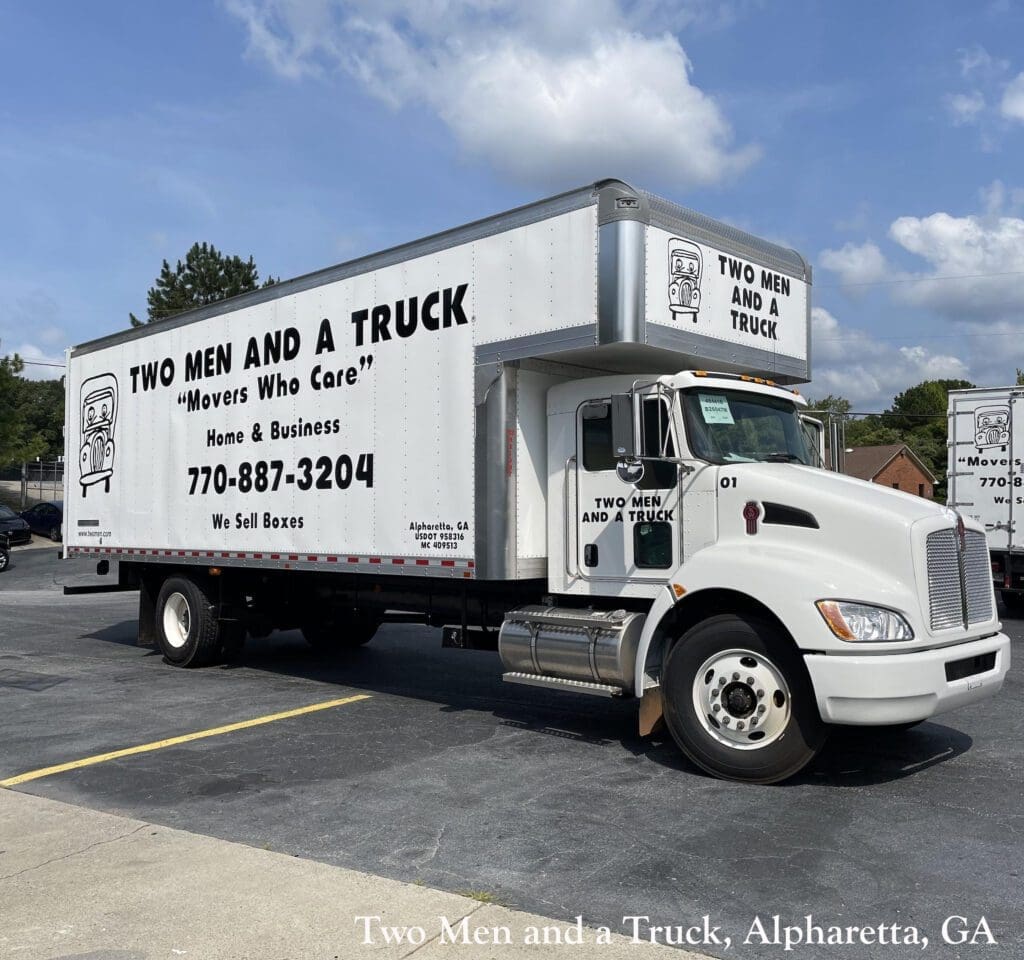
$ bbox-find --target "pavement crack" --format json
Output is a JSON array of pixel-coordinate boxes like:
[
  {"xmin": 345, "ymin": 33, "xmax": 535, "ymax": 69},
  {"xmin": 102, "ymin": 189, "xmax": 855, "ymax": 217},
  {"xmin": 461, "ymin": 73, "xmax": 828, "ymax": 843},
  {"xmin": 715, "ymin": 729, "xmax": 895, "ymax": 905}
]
[
  {"xmin": 0, "ymin": 822, "xmax": 149, "ymax": 881},
  {"xmin": 417, "ymin": 823, "xmax": 448, "ymax": 866},
  {"xmin": 399, "ymin": 901, "xmax": 487, "ymax": 959}
]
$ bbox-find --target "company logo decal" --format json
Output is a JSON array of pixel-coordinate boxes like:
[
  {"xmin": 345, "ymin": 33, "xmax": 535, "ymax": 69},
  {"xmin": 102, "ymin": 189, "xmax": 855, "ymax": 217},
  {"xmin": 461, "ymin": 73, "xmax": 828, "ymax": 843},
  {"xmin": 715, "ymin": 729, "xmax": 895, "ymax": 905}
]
[{"xmin": 80, "ymin": 373, "xmax": 118, "ymax": 496}]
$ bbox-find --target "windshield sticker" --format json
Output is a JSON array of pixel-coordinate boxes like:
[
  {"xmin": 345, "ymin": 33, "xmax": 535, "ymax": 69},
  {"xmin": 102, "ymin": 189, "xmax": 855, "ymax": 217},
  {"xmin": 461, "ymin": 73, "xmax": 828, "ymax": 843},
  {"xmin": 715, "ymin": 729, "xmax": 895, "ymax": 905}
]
[{"xmin": 699, "ymin": 394, "xmax": 735, "ymax": 424}]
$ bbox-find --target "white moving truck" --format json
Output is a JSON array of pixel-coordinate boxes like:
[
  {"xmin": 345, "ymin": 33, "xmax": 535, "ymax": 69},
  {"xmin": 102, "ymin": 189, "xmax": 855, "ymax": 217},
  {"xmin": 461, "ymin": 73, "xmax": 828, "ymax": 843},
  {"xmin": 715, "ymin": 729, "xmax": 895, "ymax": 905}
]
[
  {"xmin": 65, "ymin": 180, "xmax": 1010, "ymax": 783},
  {"xmin": 948, "ymin": 385, "xmax": 1024, "ymax": 614}
]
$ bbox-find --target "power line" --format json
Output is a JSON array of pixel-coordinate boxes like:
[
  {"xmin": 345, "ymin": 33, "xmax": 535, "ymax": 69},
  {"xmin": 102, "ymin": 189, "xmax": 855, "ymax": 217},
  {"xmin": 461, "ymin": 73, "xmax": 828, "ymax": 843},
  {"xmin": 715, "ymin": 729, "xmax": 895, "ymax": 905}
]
[
  {"xmin": 18, "ymin": 358, "xmax": 65, "ymax": 368},
  {"xmin": 816, "ymin": 269, "xmax": 1024, "ymax": 289},
  {"xmin": 818, "ymin": 329, "xmax": 1024, "ymax": 343}
]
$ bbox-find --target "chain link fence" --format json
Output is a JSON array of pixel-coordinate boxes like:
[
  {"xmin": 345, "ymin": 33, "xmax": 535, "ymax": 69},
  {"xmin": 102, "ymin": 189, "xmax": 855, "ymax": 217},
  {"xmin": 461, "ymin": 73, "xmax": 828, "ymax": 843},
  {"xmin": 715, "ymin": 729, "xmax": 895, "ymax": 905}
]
[{"xmin": 0, "ymin": 460, "xmax": 64, "ymax": 510}]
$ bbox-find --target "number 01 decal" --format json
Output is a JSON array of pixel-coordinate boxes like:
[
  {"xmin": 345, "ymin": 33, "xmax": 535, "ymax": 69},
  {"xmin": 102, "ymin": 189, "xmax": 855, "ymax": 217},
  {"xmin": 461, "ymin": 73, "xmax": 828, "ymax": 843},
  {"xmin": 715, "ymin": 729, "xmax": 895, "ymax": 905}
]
[{"xmin": 720, "ymin": 476, "xmax": 737, "ymax": 489}]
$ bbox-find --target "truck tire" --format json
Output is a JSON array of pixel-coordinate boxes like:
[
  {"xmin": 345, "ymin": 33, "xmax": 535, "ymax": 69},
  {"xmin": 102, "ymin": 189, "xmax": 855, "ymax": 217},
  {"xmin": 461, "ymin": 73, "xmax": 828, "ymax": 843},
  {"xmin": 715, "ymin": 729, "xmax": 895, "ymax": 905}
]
[
  {"xmin": 155, "ymin": 576, "xmax": 222, "ymax": 667},
  {"xmin": 661, "ymin": 614, "xmax": 827, "ymax": 784},
  {"xmin": 302, "ymin": 610, "xmax": 380, "ymax": 651},
  {"xmin": 1000, "ymin": 590, "xmax": 1024, "ymax": 616}
]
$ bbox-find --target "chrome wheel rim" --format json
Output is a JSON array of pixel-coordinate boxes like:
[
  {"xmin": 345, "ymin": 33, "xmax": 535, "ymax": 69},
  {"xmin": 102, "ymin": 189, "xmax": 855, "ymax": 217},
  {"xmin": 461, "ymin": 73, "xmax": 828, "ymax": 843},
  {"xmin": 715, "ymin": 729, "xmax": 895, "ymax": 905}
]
[{"xmin": 691, "ymin": 648, "xmax": 791, "ymax": 750}]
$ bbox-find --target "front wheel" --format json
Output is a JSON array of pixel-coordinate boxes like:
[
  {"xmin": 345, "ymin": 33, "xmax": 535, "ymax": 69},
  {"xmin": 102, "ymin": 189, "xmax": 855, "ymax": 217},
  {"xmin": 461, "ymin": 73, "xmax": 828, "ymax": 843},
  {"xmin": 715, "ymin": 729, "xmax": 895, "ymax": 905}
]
[
  {"xmin": 662, "ymin": 614, "xmax": 827, "ymax": 784},
  {"xmin": 0, "ymin": 549, "xmax": 8, "ymax": 573}
]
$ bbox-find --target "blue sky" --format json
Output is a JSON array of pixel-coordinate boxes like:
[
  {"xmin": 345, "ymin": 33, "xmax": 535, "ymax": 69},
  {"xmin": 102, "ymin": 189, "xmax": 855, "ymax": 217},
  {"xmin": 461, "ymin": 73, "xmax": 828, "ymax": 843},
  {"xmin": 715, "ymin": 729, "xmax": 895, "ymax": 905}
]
[{"xmin": 3, "ymin": 0, "xmax": 1024, "ymax": 408}]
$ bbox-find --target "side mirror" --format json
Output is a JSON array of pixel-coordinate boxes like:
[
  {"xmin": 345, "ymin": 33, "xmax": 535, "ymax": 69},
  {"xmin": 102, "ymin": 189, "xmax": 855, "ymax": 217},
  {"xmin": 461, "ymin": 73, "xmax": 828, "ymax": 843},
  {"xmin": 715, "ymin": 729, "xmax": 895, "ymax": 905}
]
[{"xmin": 610, "ymin": 393, "xmax": 636, "ymax": 460}]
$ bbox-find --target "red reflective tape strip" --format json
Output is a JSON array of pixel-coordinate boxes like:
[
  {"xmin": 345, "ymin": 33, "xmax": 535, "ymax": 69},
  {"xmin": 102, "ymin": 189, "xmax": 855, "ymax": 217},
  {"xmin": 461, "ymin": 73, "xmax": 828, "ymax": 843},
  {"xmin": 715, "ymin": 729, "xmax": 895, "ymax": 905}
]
[
  {"xmin": 392, "ymin": 558, "xmax": 405, "ymax": 565},
  {"xmin": 416, "ymin": 559, "xmax": 429, "ymax": 565},
  {"xmin": 236, "ymin": 553, "xmax": 246, "ymax": 559},
  {"xmin": 253, "ymin": 553, "xmax": 263, "ymax": 559},
  {"xmin": 441, "ymin": 560, "xmax": 455, "ymax": 567},
  {"xmin": 270, "ymin": 554, "xmax": 281, "ymax": 560},
  {"xmin": 307, "ymin": 555, "xmax": 318, "ymax": 562},
  {"xmin": 326, "ymin": 556, "xmax": 338, "ymax": 563},
  {"xmin": 467, "ymin": 561, "xmax": 475, "ymax": 569},
  {"xmin": 370, "ymin": 557, "xmax": 381, "ymax": 564},
  {"xmin": 347, "ymin": 557, "xmax": 359, "ymax": 563},
  {"xmin": 288, "ymin": 555, "xmax": 299, "ymax": 561}
]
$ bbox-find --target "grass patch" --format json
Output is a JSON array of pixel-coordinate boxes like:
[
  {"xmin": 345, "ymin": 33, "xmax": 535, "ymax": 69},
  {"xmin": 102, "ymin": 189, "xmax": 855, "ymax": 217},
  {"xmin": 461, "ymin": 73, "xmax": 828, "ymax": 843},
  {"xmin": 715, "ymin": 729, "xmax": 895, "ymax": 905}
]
[{"xmin": 455, "ymin": 889, "xmax": 499, "ymax": 905}]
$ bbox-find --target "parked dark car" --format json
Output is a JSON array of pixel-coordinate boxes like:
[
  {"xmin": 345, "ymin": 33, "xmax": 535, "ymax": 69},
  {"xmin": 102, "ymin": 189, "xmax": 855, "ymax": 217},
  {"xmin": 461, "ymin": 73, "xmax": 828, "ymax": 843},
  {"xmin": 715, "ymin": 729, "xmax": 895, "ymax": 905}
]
[
  {"xmin": 0, "ymin": 504, "xmax": 32, "ymax": 545},
  {"xmin": 20, "ymin": 500, "xmax": 63, "ymax": 541}
]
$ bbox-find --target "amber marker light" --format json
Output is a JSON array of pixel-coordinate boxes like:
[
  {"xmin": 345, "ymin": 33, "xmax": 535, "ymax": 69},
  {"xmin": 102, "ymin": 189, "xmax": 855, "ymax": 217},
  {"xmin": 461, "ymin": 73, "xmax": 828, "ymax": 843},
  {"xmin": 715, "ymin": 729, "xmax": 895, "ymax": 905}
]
[
  {"xmin": 671, "ymin": 583, "xmax": 686, "ymax": 599},
  {"xmin": 816, "ymin": 601, "xmax": 856, "ymax": 640}
]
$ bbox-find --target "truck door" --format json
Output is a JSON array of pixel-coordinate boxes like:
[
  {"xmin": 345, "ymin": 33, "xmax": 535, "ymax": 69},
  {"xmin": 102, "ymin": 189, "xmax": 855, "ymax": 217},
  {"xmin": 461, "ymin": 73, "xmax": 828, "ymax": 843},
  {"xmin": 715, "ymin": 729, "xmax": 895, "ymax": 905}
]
[{"xmin": 575, "ymin": 393, "xmax": 680, "ymax": 582}]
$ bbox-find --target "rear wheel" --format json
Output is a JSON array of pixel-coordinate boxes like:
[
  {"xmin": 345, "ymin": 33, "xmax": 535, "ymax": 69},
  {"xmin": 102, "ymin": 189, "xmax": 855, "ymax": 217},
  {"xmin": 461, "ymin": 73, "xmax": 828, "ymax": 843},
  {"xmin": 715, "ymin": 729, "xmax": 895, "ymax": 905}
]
[
  {"xmin": 302, "ymin": 609, "xmax": 380, "ymax": 651},
  {"xmin": 155, "ymin": 576, "xmax": 222, "ymax": 667},
  {"xmin": 50, "ymin": 525, "xmax": 61, "ymax": 542},
  {"xmin": 662, "ymin": 614, "xmax": 827, "ymax": 784},
  {"xmin": 0, "ymin": 549, "xmax": 8, "ymax": 573}
]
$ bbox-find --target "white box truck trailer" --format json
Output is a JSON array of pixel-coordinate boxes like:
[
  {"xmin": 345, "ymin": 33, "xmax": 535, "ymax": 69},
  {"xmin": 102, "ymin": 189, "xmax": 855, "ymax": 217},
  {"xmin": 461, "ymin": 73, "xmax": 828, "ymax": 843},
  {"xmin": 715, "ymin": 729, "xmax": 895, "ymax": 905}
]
[
  {"xmin": 65, "ymin": 180, "xmax": 1010, "ymax": 783},
  {"xmin": 948, "ymin": 385, "xmax": 1024, "ymax": 613}
]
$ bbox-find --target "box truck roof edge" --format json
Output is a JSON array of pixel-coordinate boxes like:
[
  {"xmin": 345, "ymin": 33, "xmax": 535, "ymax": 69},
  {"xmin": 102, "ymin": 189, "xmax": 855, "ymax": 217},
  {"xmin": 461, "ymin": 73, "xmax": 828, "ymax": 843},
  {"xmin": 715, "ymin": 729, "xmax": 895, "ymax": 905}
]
[{"xmin": 68, "ymin": 178, "xmax": 812, "ymax": 381}]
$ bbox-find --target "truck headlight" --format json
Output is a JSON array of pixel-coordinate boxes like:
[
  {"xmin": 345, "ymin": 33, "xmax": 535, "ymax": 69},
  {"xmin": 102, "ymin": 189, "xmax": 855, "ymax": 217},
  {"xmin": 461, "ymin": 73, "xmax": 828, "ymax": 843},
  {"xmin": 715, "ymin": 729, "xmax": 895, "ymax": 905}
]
[{"xmin": 815, "ymin": 601, "xmax": 914, "ymax": 642}]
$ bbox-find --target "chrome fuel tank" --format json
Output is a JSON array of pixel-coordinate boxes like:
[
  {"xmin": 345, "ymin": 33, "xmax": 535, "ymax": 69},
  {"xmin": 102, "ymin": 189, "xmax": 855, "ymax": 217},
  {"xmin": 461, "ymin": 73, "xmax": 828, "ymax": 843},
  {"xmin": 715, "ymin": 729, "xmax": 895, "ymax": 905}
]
[{"xmin": 498, "ymin": 605, "xmax": 645, "ymax": 692}]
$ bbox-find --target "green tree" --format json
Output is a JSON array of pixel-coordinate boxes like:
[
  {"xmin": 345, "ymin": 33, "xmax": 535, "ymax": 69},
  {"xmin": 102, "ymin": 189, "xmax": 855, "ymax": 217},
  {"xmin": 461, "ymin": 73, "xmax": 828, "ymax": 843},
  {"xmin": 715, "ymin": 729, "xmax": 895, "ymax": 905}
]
[
  {"xmin": 883, "ymin": 378, "xmax": 974, "ymax": 498},
  {"xmin": 805, "ymin": 394, "xmax": 852, "ymax": 417},
  {"xmin": 1016, "ymin": 367, "xmax": 1024, "ymax": 385},
  {"xmin": 887, "ymin": 379, "xmax": 975, "ymax": 431},
  {"xmin": 0, "ymin": 356, "xmax": 48, "ymax": 467},
  {"xmin": 18, "ymin": 377, "xmax": 65, "ymax": 460},
  {"xmin": 130, "ymin": 242, "xmax": 277, "ymax": 326}
]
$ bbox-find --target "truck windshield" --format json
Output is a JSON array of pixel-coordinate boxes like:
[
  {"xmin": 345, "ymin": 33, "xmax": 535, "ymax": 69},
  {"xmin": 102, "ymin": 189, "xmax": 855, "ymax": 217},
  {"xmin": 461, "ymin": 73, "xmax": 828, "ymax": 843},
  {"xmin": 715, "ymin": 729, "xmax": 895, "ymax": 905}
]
[{"xmin": 680, "ymin": 388, "xmax": 813, "ymax": 465}]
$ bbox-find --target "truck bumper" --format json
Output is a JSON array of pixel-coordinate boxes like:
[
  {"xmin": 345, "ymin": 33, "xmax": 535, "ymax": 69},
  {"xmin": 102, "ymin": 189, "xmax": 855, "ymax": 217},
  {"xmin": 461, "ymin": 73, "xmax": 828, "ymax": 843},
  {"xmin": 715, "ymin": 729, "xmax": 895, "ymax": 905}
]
[{"xmin": 804, "ymin": 632, "xmax": 1011, "ymax": 726}]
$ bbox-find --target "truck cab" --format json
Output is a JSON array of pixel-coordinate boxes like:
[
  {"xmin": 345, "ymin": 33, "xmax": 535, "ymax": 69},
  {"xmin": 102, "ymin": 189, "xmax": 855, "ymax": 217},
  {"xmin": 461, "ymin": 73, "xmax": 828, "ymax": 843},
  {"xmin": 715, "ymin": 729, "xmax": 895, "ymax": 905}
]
[{"xmin": 500, "ymin": 370, "xmax": 1012, "ymax": 783}]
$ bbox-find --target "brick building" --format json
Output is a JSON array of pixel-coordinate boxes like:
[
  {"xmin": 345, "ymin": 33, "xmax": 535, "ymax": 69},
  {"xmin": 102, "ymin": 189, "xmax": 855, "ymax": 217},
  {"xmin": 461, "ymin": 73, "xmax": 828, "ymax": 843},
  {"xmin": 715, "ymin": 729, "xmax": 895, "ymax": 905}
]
[{"xmin": 841, "ymin": 444, "xmax": 936, "ymax": 499}]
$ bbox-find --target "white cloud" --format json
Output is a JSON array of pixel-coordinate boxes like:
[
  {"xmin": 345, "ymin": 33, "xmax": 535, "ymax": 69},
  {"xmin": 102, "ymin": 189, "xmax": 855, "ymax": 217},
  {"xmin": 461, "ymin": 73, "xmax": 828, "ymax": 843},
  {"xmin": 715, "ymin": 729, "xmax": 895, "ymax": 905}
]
[
  {"xmin": 958, "ymin": 44, "xmax": 1007, "ymax": 80},
  {"xmin": 945, "ymin": 90, "xmax": 985, "ymax": 125},
  {"xmin": 817, "ymin": 241, "xmax": 890, "ymax": 289},
  {"xmin": 887, "ymin": 210, "xmax": 1024, "ymax": 317},
  {"xmin": 810, "ymin": 307, "xmax": 971, "ymax": 409},
  {"xmin": 1000, "ymin": 71, "xmax": 1024, "ymax": 121},
  {"xmin": 223, "ymin": 0, "xmax": 758, "ymax": 189},
  {"xmin": 8, "ymin": 344, "xmax": 65, "ymax": 381},
  {"xmin": 819, "ymin": 190, "xmax": 1024, "ymax": 323}
]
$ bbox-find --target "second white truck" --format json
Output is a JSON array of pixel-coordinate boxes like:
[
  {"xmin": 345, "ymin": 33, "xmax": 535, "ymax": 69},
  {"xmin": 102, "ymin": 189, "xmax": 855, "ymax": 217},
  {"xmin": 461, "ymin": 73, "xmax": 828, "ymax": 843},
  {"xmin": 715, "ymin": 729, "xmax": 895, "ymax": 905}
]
[
  {"xmin": 65, "ymin": 180, "xmax": 1010, "ymax": 783},
  {"xmin": 948, "ymin": 385, "xmax": 1024, "ymax": 614}
]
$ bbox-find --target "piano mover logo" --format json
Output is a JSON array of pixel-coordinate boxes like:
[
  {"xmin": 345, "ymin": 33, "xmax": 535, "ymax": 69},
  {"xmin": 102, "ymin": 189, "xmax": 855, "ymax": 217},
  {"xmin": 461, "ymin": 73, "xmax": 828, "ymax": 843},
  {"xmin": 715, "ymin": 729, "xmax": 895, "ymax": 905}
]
[
  {"xmin": 79, "ymin": 373, "xmax": 118, "ymax": 496},
  {"xmin": 668, "ymin": 238, "xmax": 702, "ymax": 322}
]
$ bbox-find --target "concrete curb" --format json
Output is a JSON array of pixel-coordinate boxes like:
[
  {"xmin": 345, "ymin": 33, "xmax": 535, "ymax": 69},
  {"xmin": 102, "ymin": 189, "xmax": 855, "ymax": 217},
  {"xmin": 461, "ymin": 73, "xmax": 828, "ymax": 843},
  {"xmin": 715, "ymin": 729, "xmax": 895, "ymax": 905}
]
[{"xmin": 0, "ymin": 789, "xmax": 712, "ymax": 960}]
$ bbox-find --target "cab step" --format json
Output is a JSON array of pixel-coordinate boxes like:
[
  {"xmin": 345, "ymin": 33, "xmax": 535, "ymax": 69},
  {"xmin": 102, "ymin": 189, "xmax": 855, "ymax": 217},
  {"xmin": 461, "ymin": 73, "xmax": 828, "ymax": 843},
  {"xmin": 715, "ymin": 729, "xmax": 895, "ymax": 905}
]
[{"xmin": 502, "ymin": 672, "xmax": 624, "ymax": 697}]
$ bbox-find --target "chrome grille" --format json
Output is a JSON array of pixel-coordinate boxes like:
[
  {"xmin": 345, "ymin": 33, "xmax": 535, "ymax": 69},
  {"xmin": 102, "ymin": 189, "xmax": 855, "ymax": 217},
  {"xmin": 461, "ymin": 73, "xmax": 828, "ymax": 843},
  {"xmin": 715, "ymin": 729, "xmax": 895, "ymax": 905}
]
[
  {"xmin": 927, "ymin": 529, "xmax": 963, "ymax": 630},
  {"xmin": 926, "ymin": 528, "xmax": 995, "ymax": 630},
  {"xmin": 964, "ymin": 531, "xmax": 994, "ymax": 624}
]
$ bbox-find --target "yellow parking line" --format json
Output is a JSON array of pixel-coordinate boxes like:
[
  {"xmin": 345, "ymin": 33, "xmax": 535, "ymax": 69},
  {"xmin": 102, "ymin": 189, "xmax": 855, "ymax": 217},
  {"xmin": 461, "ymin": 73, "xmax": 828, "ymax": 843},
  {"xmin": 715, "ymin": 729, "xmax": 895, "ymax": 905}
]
[{"xmin": 0, "ymin": 694, "xmax": 371, "ymax": 788}]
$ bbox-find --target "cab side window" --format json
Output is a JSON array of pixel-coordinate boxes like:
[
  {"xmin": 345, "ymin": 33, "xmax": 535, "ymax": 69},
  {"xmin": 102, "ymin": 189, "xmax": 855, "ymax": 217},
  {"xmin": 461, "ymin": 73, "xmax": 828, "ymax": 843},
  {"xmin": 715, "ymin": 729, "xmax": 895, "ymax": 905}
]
[
  {"xmin": 638, "ymin": 398, "xmax": 677, "ymax": 490},
  {"xmin": 581, "ymin": 403, "xmax": 615, "ymax": 471}
]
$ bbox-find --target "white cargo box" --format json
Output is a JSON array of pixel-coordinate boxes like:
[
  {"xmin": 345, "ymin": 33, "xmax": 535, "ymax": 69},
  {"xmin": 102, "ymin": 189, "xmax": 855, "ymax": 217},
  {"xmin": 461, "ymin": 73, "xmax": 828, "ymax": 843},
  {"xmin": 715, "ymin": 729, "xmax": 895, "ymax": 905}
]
[
  {"xmin": 948, "ymin": 386, "xmax": 1024, "ymax": 553},
  {"xmin": 65, "ymin": 179, "xmax": 811, "ymax": 580}
]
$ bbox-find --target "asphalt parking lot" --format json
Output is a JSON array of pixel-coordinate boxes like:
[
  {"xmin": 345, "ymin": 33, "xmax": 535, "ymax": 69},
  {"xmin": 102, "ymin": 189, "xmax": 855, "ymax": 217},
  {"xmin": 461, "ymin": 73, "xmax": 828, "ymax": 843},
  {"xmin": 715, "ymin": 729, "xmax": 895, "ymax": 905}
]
[{"xmin": 1, "ymin": 546, "xmax": 1022, "ymax": 959}]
